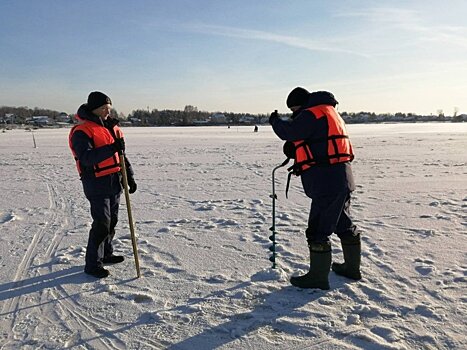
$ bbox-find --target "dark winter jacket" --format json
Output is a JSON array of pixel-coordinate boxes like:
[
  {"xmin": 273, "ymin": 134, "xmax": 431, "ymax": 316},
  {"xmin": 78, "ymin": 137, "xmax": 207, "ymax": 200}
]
[
  {"xmin": 69, "ymin": 105, "xmax": 135, "ymax": 199},
  {"xmin": 270, "ymin": 94, "xmax": 355, "ymax": 197}
]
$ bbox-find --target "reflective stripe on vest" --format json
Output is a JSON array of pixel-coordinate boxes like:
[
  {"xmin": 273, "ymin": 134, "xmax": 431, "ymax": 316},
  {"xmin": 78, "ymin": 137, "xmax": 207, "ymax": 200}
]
[
  {"xmin": 69, "ymin": 121, "xmax": 122, "ymax": 178},
  {"xmin": 291, "ymin": 105, "xmax": 354, "ymax": 174}
]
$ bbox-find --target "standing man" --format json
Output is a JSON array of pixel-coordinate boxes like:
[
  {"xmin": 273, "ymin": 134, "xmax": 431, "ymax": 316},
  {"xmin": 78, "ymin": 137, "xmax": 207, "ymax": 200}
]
[
  {"xmin": 269, "ymin": 87, "xmax": 361, "ymax": 290},
  {"xmin": 69, "ymin": 91, "xmax": 137, "ymax": 278}
]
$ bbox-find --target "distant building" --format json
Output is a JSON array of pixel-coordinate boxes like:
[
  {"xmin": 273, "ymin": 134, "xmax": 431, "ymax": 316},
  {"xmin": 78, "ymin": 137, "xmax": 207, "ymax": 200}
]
[
  {"xmin": 211, "ymin": 113, "xmax": 226, "ymax": 124},
  {"xmin": 3, "ymin": 113, "xmax": 16, "ymax": 124},
  {"xmin": 239, "ymin": 115, "xmax": 256, "ymax": 124},
  {"xmin": 28, "ymin": 116, "xmax": 49, "ymax": 126},
  {"xmin": 57, "ymin": 113, "xmax": 72, "ymax": 123},
  {"xmin": 193, "ymin": 120, "xmax": 209, "ymax": 125},
  {"xmin": 129, "ymin": 117, "xmax": 142, "ymax": 125}
]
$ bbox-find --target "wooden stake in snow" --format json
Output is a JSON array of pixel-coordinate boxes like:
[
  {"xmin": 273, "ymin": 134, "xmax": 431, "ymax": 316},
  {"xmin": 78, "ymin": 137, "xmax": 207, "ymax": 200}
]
[{"xmin": 31, "ymin": 130, "xmax": 37, "ymax": 148}]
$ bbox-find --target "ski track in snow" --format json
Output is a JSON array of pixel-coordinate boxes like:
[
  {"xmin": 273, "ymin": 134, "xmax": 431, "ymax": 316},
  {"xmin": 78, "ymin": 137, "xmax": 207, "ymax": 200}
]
[{"xmin": 0, "ymin": 125, "xmax": 466, "ymax": 349}]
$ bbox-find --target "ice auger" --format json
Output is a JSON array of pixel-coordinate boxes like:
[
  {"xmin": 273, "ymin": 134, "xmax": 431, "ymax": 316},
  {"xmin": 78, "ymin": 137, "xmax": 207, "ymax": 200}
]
[{"xmin": 269, "ymin": 158, "xmax": 290, "ymax": 269}]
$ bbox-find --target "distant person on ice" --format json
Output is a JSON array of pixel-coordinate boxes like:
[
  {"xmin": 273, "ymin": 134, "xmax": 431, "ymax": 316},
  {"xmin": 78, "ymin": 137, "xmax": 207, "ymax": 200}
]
[
  {"xmin": 69, "ymin": 91, "xmax": 137, "ymax": 278},
  {"xmin": 269, "ymin": 87, "xmax": 361, "ymax": 290}
]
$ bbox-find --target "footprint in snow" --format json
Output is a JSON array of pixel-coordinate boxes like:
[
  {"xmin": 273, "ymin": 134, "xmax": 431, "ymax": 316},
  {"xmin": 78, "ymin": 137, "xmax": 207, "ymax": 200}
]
[
  {"xmin": 133, "ymin": 293, "xmax": 154, "ymax": 304},
  {"xmin": 214, "ymin": 219, "xmax": 239, "ymax": 226},
  {"xmin": 414, "ymin": 257, "xmax": 435, "ymax": 275},
  {"xmin": 222, "ymin": 244, "xmax": 242, "ymax": 252}
]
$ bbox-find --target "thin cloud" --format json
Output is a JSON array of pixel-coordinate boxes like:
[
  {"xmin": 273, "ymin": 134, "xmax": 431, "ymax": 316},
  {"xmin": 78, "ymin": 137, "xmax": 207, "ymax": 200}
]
[
  {"xmin": 337, "ymin": 7, "xmax": 467, "ymax": 49},
  {"xmin": 183, "ymin": 23, "xmax": 370, "ymax": 58}
]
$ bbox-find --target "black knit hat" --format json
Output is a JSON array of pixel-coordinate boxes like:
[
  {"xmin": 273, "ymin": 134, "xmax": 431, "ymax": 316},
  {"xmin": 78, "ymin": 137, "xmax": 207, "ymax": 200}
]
[
  {"xmin": 286, "ymin": 87, "xmax": 309, "ymax": 108},
  {"xmin": 87, "ymin": 91, "xmax": 112, "ymax": 111}
]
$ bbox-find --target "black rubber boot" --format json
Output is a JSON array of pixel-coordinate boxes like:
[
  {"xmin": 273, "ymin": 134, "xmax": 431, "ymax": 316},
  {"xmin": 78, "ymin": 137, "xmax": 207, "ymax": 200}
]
[
  {"xmin": 103, "ymin": 255, "xmax": 125, "ymax": 264},
  {"xmin": 289, "ymin": 228, "xmax": 313, "ymax": 285},
  {"xmin": 289, "ymin": 245, "xmax": 312, "ymax": 286},
  {"xmin": 84, "ymin": 267, "xmax": 110, "ymax": 278},
  {"xmin": 332, "ymin": 234, "xmax": 362, "ymax": 280},
  {"xmin": 290, "ymin": 242, "xmax": 331, "ymax": 290}
]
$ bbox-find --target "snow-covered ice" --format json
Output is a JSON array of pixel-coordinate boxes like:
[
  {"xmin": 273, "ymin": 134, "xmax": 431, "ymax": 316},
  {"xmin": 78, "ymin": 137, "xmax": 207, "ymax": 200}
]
[{"xmin": 0, "ymin": 123, "xmax": 465, "ymax": 349}]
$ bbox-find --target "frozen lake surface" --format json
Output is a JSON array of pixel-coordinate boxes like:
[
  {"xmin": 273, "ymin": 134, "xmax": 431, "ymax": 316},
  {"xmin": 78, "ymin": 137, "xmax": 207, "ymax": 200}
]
[{"xmin": 0, "ymin": 123, "xmax": 466, "ymax": 349}]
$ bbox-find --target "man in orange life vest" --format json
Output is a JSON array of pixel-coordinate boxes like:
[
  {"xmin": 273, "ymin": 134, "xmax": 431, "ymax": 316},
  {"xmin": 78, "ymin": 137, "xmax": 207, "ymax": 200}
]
[
  {"xmin": 69, "ymin": 91, "xmax": 137, "ymax": 278},
  {"xmin": 269, "ymin": 87, "xmax": 361, "ymax": 290}
]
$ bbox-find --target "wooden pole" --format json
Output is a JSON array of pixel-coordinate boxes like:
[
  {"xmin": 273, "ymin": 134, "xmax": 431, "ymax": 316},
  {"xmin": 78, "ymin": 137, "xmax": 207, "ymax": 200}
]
[{"xmin": 120, "ymin": 153, "xmax": 141, "ymax": 278}]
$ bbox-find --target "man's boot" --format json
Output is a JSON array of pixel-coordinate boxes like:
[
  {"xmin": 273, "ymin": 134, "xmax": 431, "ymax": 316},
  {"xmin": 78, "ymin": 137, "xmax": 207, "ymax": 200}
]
[
  {"xmin": 290, "ymin": 228, "xmax": 313, "ymax": 286},
  {"xmin": 289, "ymin": 245, "xmax": 312, "ymax": 286},
  {"xmin": 290, "ymin": 242, "xmax": 331, "ymax": 290},
  {"xmin": 332, "ymin": 234, "xmax": 362, "ymax": 280}
]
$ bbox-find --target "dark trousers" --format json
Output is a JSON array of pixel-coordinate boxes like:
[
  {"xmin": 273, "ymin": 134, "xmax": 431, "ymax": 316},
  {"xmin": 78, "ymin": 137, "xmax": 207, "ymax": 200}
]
[
  {"xmin": 306, "ymin": 191, "xmax": 356, "ymax": 244},
  {"xmin": 85, "ymin": 193, "xmax": 120, "ymax": 270}
]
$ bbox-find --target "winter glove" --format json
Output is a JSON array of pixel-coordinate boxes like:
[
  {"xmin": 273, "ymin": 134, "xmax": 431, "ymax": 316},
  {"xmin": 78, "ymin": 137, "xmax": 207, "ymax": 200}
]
[
  {"xmin": 104, "ymin": 117, "xmax": 119, "ymax": 129},
  {"xmin": 127, "ymin": 176, "xmax": 137, "ymax": 194},
  {"xmin": 291, "ymin": 109, "xmax": 301, "ymax": 119},
  {"xmin": 283, "ymin": 141, "xmax": 296, "ymax": 159},
  {"xmin": 112, "ymin": 138, "xmax": 125, "ymax": 153},
  {"xmin": 269, "ymin": 110, "xmax": 279, "ymax": 124}
]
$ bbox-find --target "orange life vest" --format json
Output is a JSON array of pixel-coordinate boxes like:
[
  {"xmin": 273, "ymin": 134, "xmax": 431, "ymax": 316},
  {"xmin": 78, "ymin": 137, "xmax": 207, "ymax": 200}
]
[
  {"xmin": 69, "ymin": 120, "xmax": 122, "ymax": 178},
  {"xmin": 291, "ymin": 105, "xmax": 354, "ymax": 175}
]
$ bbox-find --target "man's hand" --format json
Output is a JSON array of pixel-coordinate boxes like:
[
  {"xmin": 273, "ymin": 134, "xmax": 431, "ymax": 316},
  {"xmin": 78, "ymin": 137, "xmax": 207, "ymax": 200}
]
[
  {"xmin": 112, "ymin": 138, "xmax": 125, "ymax": 153},
  {"xmin": 128, "ymin": 176, "xmax": 137, "ymax": 194},
  {"xmin": 269, "ymin": 110, "xmax": 279, "ymax": 124}
]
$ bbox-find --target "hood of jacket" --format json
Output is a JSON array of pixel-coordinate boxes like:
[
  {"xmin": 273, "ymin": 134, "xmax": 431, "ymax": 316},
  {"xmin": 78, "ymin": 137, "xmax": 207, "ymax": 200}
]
[
  {"xmin": 291, "ymin": 91, "xmax": 338, "ymax": 119},
  {"xmin": 76, "ymin": 104, "xmax": 119, "ymax": 130},
  {"xmin": 77, "ymin": 104, "xmax": 104, "ymax": 126},
  {"xmin": 304, "ymin": 91, "xmax": 338, "ymax": 109}
]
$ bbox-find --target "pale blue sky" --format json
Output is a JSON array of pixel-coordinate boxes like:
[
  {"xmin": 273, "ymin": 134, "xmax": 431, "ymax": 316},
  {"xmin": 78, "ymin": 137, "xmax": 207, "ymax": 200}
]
[{"xmin": 1, "ymin": 0, "xmax": 467, "ymax": 116}]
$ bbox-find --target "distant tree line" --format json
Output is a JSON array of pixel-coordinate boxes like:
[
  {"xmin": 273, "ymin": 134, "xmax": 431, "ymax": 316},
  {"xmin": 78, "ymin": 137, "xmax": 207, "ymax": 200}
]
[
  {"xmin": 1, "ymin": 105, "xmax": 466, "ymax": 127},
  {"xmin": 340, "ymin": 110, "xmax": 466, "ymax": 123},
  {"xmin": 128, "ymin": 105, "xmax": 268, "ymax": 126},
  {"xmin": 0, "ymin": 106, "xmax": 64, "ymax": 122},
  {"xmin": 0, "ymin": 106, "xmax": 120, "ymax": 125}
]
